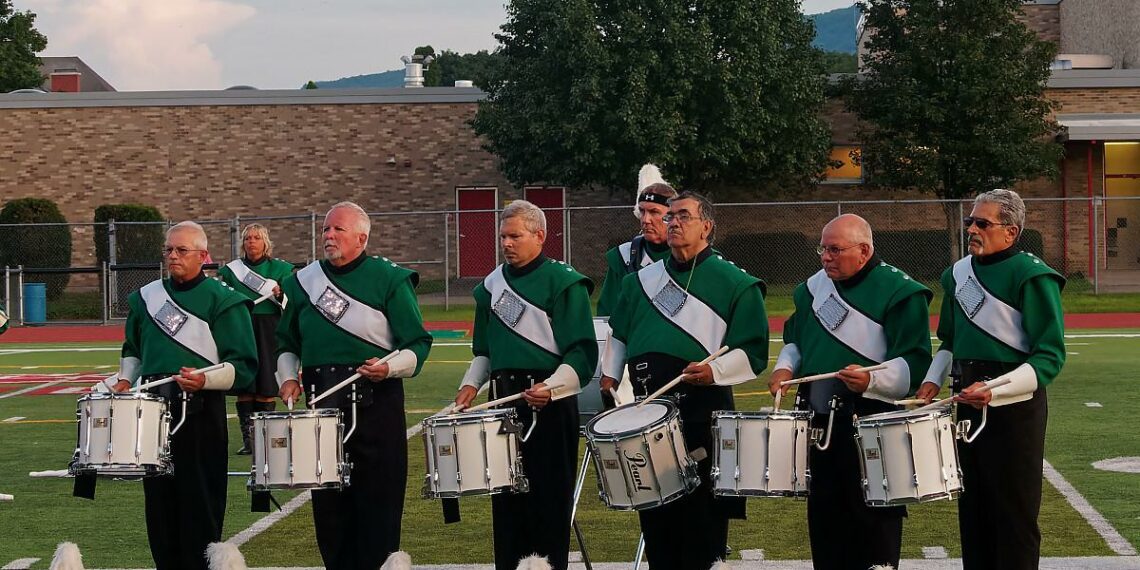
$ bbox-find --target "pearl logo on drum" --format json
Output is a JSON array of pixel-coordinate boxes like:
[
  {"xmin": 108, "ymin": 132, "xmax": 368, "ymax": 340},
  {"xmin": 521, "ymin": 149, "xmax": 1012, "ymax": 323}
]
[{"xmin": 622, "ymin": 450, "xmax": 654, "ymax": 491}]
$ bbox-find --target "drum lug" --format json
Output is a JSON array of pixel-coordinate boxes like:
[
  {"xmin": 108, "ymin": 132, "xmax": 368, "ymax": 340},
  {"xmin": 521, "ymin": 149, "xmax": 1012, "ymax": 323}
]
[{"xmin": 955, "ymin": 419, "xmax": 972, "ymax": 440}]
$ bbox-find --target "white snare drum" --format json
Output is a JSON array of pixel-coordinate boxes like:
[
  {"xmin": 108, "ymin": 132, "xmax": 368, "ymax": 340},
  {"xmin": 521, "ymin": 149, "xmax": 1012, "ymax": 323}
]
[
  {"xmin": 711, "ymin": 409, "xmax": 814, "ymax": 497},
  {"xmin": 249, "ymin": 409, "xmax": 350, "ymax": 491},
  {"xmin": 422, "ymin": 408, "xmax": 528, "ymax": 498},
  {"xmin": 71, "ymin": 392, "xmax": 172, "ymax": 477},
  {"xmin": 854, "ymin": 407, "xmax": 962, "ymax": 506},
  {"xmin": 585, "ymin": 400, "xmax": 699, "ymax": 510}
]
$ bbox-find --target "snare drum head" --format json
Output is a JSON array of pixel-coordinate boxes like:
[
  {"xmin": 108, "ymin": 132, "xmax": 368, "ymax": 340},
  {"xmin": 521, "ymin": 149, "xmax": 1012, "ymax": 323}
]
[
  {"xmin": 858, "ymin": 406, "xmax": 950, "ymax": 426},
  {"xmin": 588, "ymin": 401, "xmax": 673, "ymax": 436},
  {"xmin": 256, "ymin": 408, "xmax": 341, "ymax": 421},
  {"xmin": 429, "ymin": 408, "xmax": 516, "ymax": 426}
]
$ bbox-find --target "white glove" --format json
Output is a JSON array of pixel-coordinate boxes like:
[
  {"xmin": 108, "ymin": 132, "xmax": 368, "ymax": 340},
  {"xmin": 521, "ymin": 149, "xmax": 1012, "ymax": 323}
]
[
  {"xmin": 119, "ymin": 356, "xmax": 141, "ymax": 384},
  {"xmin": 459, "ymin": 355, "xmax": 491, "ymax": 390},
  {"xmin": 709, "ymin": 348, "xmax": 758, "ymax": 386},
  {"xmin": 385, "ymin": 350, "xmax": 418, "ymax": 379},
  {"xmin": 862, "ymin": 357, "xmax": 911, "ymax": 403},
  {"xmin": 601, "ymin": 337, "xmax": 627, "ymax": 381},
  {"xmin": 987, "ymin": 363, "xmax": 1039, "ymax": 407},
  {"xmin": 922, "ymin": 350, "xmax": 954, "ymax": 388},
  {"xmin": 276, "ymin": 352, "xmax": 300, "ymax": 387},
  {"xmin": 544, "ymin": 363, "xmax": 581, "ymax": 400},
  {"xmin": 201, "ymin": 362, "xmax": 235, "ymax": 390},
  {"xmin": 773, "ymin": 343, "xmax": 801, "ymax": 374}
]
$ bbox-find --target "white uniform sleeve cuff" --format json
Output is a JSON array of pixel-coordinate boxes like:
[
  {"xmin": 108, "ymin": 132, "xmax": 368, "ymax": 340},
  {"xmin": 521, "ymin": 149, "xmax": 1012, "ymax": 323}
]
[
  {"xmin": 922, "ymin": 350, "xmax": 954, "ymax": 388},
  {"xmin": 0, "ymin": 311, "xmax": 8, "ymax": 328},
  {"xmin": 862, "ymin": 357, "xmax": 911, "ymax": 403},
  {"xmin": 459, "ymin": 355, "xmax": 491, "ymax": 390},
  {"xmin": 710, "ymin": 348, "xmax": 758, "ymax": 386},
  {"xmin": 386, "ymin": 350, "xmax": 418, "ymax": 379},
  {"xmin": 119, "ymin": 356, "xmax": 141, "ymax": 384},
  {"xmin": 773, "ymin": 343, "xmax": 800, "ymax": 374},
  {"xmin": 546, "ymin": 363, "xmax": 581, "ymax": 400},
  {"xmin": 202, "ymin": 362, "xmax": 235, "ymax": 391},
  {"xmin": 276, "ymin": 352, "xmax": 301, "ymax": 387},
  {"xmin": 988, "ymin": 363, "xmax": 1039, "ymax": 407},
  {"xmin": 601, "ymin": 337, "xmax": 627, "ymax": 381}
]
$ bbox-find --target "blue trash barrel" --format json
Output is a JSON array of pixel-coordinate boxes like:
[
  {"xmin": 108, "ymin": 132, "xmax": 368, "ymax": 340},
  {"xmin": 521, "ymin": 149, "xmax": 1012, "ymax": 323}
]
[{"xmin": 22, "ymin": 282, "xmax": 46, "ymax": 324}]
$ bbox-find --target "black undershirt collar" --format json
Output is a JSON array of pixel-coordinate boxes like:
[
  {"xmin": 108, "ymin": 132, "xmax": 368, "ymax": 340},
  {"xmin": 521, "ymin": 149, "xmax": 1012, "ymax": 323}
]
[
  {"xmin": 243, "ymin": 255, "xmax": 268, "ymax": 266},
  {"xmin": 644, "ymin": 239, "xmax": 669, "ymax": 253},
  {"xmin": 669, "ymin": 245, "xmax": 713, "ymax": 272},
  {"xmin": 837, "ymin": 253, "xmax": 882, "ymax": 288},
  {"xmin": 171, "ymin": 271, "xmax": 206, "ymax": 292},
  {"xmin": 507, "ymin": 254, "xmax": 548, "ymax": 278},
  {"xmin": 325, "ymin": 251, "xmax": 368, "ymax": 275},
  {"xmin": 975, "ymin": 244, "xmax": 1020, "ymax": 266}
]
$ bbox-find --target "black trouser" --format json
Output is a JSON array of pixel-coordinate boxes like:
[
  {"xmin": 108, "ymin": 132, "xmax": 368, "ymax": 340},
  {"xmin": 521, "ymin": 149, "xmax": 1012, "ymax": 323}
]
[
  {"xmin": 956, "ymin": 361, "xmax": 1048, "ymax": 570},
  {"xmin": 142, "ymin": 389, "xmax": 228, "ymax": 570},
  {"xmin": 307, "ymin": 367, "xmax": 408, "ymax": 570},
  {"xmin": 232, "ymin": 313, "xmax": 281, "ymax": 398},
  {"xmin": 806, "ymin": 410, "xmax": 904, "ymax": 570},
  {"xmin": 629, "ymin": 353, "xmax": 742, "ymax": 570},
  {"xmin": 489, "ymin": 370, "xmax": 578, "ymax": 570}
]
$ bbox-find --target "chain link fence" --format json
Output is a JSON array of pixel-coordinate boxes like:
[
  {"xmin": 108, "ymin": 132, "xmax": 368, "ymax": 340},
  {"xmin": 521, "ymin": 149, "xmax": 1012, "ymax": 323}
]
[{"xmin": 2, "ymin": 197, "xmax": 1136, "ymax": 324}]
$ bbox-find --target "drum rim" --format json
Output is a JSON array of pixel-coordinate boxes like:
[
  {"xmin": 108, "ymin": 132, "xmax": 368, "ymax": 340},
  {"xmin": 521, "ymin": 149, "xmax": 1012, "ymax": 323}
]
[
  {"xmin": 712, "ymin": 409, "xmax": 814, "ymax": 420},
  {"xmin": 585, "ymin": 399, "xmax": 677, "ymax": 437},
  {"xmin": 856, "ymin": 406, "xmax": 952, "ymax": 426},
  {"xmin": 79, "ymin": 391, "xmax": 167, "ymax": 403},
  {"xmin": 253, "ymin": 409, "xmax": 342, "ymax": 419},
  {"xmin": 425, "ymin": 407, "xmax": 519, "ymax": 425}
]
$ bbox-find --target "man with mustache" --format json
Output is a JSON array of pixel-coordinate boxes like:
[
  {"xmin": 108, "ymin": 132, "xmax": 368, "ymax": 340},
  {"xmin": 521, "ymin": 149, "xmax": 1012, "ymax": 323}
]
[
  {"xmin": 276, "ymin": 201, "xmax": 433, "ymax": 570},
  {"xmin": 105, "ymin": 221, "xmax": 258, "ymax": 570},
  {"xmin": 917, "ymin": 189, "xmax": 1065, "ymax": 570},
  {"xmin": 595, "ymin": 164, "xmax": 676, "ymax": 317},
  {"xmin": 599, "ymin": 191, "xmax": 768, "ymax": 570},
  {"xmin": 454, "ymin": 200, "xmax": 596, "ymax": 570},
  {"xmin": 769, "ymin": 214, "xmax": 932, "ymax": 570}
]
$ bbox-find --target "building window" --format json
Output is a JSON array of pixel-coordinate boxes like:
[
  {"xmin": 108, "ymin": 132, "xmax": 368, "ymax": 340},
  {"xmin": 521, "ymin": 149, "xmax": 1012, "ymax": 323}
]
[{"xmin": 823, "ymin": 145, "xmax": 863, "ymax": 184}]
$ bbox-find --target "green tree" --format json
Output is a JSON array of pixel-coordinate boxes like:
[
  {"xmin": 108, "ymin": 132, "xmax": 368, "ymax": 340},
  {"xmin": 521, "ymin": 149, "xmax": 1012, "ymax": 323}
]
[
  {"xmin": 0, "ymin": 198, "xmax": 70, "ymax": 299},
  {"xmin": 425, "ymin": 49, "xmax": 504, "ymax": 90},
  {"xmin": 843, "ymin": 0, "xmax": 1061, "ymax": 199},
  {"xmin": 472, "ymin": 0, "xmax": 832, "ymax": 195},
  {"xmin": 303, "ymin": 80, "xmax": 318, "ymax": 89},
  {"xmin": 414, "ymin": 45, "xmax": 439, "ymax": 87},
  {"xmin": 821, "ymin": 51, "xmax": 857, "ymax": 74},
  {"xmin": 0, "ymin": 0, "xmax": 48, "ymax": 92}
]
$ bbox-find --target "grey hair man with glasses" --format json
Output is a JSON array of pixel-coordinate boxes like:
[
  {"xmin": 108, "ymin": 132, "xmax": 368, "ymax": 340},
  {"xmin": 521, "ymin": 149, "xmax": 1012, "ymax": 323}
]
[
  {"xmin": 99, "ymin": 220, "xmax": 257, "ymax": 570},
  {"xmin": 917, "ymin": 189, "xmax": 1065, "ymax": 570},
  {"xmin": 768, "ymin": 213, "xmax": 932, "ymax": 570}
]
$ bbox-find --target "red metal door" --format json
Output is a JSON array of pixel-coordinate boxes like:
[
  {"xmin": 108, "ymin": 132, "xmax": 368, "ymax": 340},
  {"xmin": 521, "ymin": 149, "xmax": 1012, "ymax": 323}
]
[
  {"xmin": 457, "ymin": 188, "xmax": 497, "ymax": 277},
  {"xmin": 525, "ymin": 186, "xmax": 565, "ymax": 261}
]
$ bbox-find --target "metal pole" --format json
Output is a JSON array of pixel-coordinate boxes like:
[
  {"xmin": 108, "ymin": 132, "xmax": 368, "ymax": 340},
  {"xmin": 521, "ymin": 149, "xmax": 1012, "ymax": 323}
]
[
  {"xmin": 1093, "ymin": 196, "xmax": 1100, "ymax": 294},
  {"xmin": 17, "ymin": 265, "xmax": 24, "ymax": 326},
  {"xmin": 443, "ymin": 212, "xmax": 450, "ymax": 311},
  {"xmin": 310, "ymin": 212, "xmax": 317, "ymax": 262},
  {"xmin": 108, "ymin": 220, "xmax": 118, "ymax": 307},
  {"xmin": 565, "ymin": 208, "xmax": 572, "ymax": 266},
  {"xmin": 101, "ymin": 261, "xmax": 109, "ymax": 324},
  {"xmin": 231, "ymin": 216, "xmax": 241, "ymax": 261},
  {"xmin": 3, "ymin": 266, "xmax": 8, "ymax": 320}
]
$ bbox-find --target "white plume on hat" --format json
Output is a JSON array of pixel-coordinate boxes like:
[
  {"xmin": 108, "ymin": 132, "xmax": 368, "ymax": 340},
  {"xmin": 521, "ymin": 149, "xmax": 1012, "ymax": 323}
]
[
  {"xmin": 205, "ymin": 542, "xmax": 247, "ymax": 570},
  {"xmin": 49, "ymin": 542, "xmax": 83, "ymax": 570},
  {"xmin": 380, "ymin": 551, "xmax": 412, "ymax": 570},
  {"xmin": 515, "ymin": 554, "xmax": 553, "ymax": 570},
  {"xmin": 634, "ymin": 164, "xmax": 671, "ymax": 217}
]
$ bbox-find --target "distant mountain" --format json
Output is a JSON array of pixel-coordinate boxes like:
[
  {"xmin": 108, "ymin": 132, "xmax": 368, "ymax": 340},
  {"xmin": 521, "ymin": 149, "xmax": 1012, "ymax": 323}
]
[
  {"xmin": 809, "ymin": 4, "xmax": 859, "ymax": 54},
  {"xmin": 308, "ymin": 69, "xmax": 404, "ymax": 89}
]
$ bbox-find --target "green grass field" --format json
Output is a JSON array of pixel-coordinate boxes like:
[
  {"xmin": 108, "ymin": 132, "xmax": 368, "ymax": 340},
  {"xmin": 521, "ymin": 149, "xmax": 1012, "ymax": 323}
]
[{"xmin": 1, "ymin": 332, "xmax": 1138, "ymax": 566}]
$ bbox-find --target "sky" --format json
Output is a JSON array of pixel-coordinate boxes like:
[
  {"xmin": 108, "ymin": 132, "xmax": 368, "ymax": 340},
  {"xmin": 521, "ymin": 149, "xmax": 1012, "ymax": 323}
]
[{"xmin": 20, "ymin": 0, "xmax": 856, "ymax": 92}]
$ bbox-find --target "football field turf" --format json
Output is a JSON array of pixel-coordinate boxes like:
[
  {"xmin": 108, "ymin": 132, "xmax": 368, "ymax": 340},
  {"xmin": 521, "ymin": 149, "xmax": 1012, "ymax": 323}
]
[{"xmin": 1, "ymin": 332, "xmax": 1137, "ymax": 567}]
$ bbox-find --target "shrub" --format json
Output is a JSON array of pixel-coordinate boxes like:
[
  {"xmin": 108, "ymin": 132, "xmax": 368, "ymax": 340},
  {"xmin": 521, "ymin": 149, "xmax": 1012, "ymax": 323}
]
[
  {"xmin": 93, "ymin": 204, "xmax": 165, "ymax": 265},
  {"xmin": 0, "ymin": 198, "xmax": 71, "ymax": 299}
]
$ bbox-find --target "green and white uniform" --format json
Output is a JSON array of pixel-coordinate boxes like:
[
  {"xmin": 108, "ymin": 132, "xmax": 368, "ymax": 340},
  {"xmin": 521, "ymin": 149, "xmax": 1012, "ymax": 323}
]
[
  {"xmin": 218, "ymin": 256, "xmax": 294, "ymax": 397},
  {"xmin": 0, "ymin": 307, "xmax": 7, "ymax": 334},
  {"xmin": 596, "ymin": 237, "xmax": 671, "ymax": 317},
  {"xmin": 927, "ymin": 248, "xmax": 1064, "ymax": 570},
  {"xmin": 275, "ymin": 253, "xmax": 432, "ymax": 570},
  {"xmin": 774, "ymin": 256, "xmax": 931, "ymax": 570}
]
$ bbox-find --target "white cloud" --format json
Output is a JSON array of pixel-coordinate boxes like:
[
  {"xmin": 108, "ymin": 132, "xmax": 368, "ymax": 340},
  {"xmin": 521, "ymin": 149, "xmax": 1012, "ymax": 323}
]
[{"xmin": 27, "ymin": 0, "xmax": 255, "ymax": 90}]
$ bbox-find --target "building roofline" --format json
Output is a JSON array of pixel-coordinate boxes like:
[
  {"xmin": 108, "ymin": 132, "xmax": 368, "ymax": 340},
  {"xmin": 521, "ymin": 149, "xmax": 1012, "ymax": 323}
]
[
  {"xmin": 0, "ymin": 87, "xmax": 486, "ymax": 109},
  {"xmin": 1048, "ymin": 69, "xmax": 1140, "ymax": 89}
]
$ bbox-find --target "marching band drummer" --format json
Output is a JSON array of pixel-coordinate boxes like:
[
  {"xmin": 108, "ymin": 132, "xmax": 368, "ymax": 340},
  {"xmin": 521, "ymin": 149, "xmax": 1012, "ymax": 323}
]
[
  {"xmin": 103, "ymin": 221, "xmax": 258, "ymax": 570},
  {"xmin": 595, "ymin": 164, "xmax": 677, "ymax": 317},
  {"xmin": 916, "ymin": 189, "xmax": 1065, "ymax": 570},
  {"xmin": 216, "ymin": 223, "xmax": 294, "ymax": 456},
  {"xmin": 599, "ymin": 191, "xmax": 769, "ymax": 570},
  {"xmin": 453, "ymin": 200, "xmax": 597, "ymax": 570},
  {"xmin": 768, "ymin": 214, "xmax": 931, "ymax": 570},
  {"xmin": 276, "ymin": 201, "xmax": 433, "ymax": 570}
]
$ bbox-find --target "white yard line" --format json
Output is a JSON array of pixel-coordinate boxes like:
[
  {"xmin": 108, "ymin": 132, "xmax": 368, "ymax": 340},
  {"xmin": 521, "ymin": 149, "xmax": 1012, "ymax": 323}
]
[{"xmin": 1043, "ymin": 459, "xmax": 1138, "ymax": 556}]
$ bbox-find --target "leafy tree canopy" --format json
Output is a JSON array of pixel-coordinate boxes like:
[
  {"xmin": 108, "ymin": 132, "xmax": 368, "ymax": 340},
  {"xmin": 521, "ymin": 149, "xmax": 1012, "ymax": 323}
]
[{"xmin": 0, "ymin": 0, "xmax": 48, "ymax": 92}]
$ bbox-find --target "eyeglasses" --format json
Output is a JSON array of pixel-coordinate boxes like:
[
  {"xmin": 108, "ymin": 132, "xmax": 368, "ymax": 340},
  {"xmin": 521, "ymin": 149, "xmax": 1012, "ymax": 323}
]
[
  {"xmin": 816, "ymin": 243, "xmax": 863, "ymax": 257},
  {"xmin": 962, "ymin": 216, "xmax": 1010, "ymax": 230},
  {"xmin": 662, "ymin": 212, "xmax": 701, "ymax": 224},
  {"xmin": 162, "ymin": 247, "xmax": 206, "ymax": 257}
]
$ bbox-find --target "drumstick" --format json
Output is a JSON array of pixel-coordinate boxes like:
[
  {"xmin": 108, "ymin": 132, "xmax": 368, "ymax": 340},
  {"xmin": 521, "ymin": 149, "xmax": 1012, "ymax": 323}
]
[
  {"xmin": 131, "ymin": 363, "xmax": 228, "ymax": 392},
  {"xmin": 893, "ymin": 398, "xmax": 927, "ymax": 406},
  {"xmin": 286, "ymin": 397, "xmax": 294, "ymax": 411},
  {"xmin": 779, "ymin": 364, "xmax": 888, "ymax": 387},
  {"xmin": 636, "ymin": 346, "xmax": 730, "ymax": 408},
  {"xmin": 910, "ymin": 377, "xmax": 1013, "ymax": 413},
  {"xmin": 307, "ymin": 351, "xmax": 400, "ymax": 407},
  {"xmin": 252, "ymin": 290, "xmax": 276, "ymax": 305},
  {"xmin": 466, "ymin": 391, "xmax": 525, "ymax": 412}
]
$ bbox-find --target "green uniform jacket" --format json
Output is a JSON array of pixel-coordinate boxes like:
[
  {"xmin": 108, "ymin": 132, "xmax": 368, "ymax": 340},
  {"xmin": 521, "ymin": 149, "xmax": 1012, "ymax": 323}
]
[
  {"xmin": 122, "ymin": 275, "xmax": 257, "ymax": 388},
  {"xmin": 217, "ymin": 257, "xmax": 295, "ymax": 316},
  {"xmin": 276, "ymin": 255, "xmax": 432, "ymax": 373},
  {"xmin": 596, "ymin": 238, "xmax": 671, "ymax": 317},
  {"xmin": 935, "ymin": 250, "xmax": 1065, "ymax": 387},
  {"xmin": 610, "ymin": 250, "xmax": 769, "ymax": 374},
  {"xmin": 473, "ymin": 257, "xmax": 597, "ymax": 385},
  {"xmin": 783, "ymin": 260, "xmax": 932, "ymax": 409}
]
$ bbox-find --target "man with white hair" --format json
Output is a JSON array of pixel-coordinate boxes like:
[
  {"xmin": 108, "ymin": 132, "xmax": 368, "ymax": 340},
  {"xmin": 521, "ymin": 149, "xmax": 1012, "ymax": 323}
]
[
  {"xmin": 276, "ymin": 201, "xmax": 433, "ymax": 570},
  {"xmin": 103, "ymin": 221, "xmax": 258, "ymax": 570},
  {"xmin": 769, "ymin": 213, "xmax": 932, "ymax": 570},
  {"xmin": 917, "ymin": 189, "xmax": 1065, "ymax": 570},
  {"xmin": 595, "ymin": 164, "xmax": 677, "ymax": 316},
  {"xmin": 454, "ymin": 199, "xmax": 597, "ymax": 570}
]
